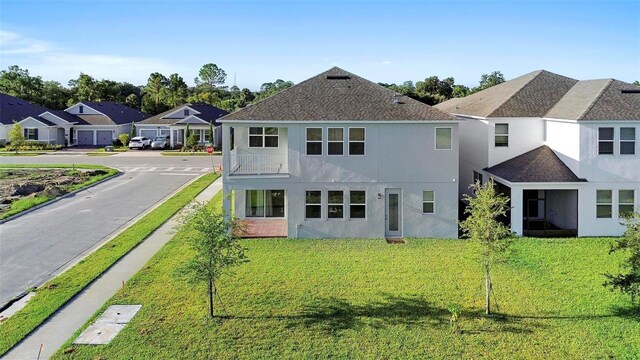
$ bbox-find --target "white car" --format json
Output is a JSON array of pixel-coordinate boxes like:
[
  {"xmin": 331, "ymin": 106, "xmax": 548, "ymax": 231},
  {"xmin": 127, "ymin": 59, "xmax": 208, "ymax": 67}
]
[{"xmin": 128, "ymin": 136, "xmax": 151, "ymax": 149}]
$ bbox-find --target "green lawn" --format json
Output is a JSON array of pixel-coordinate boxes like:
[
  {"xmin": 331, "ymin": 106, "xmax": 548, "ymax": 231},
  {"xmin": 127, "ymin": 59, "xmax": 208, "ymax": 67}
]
[
  {"xmin": 0, "ymin": 173, "xmax": 219, "ymax": 356},
  {"xmin": 52, "ymin": 199, "xmax": 638, "ymax": 359}
]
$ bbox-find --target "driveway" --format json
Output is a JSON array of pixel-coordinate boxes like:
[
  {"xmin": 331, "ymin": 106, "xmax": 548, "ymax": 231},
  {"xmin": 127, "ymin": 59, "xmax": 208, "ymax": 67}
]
[{"xmin": 0, "ymin": 153, "xmax": 221, "ymax": 308}]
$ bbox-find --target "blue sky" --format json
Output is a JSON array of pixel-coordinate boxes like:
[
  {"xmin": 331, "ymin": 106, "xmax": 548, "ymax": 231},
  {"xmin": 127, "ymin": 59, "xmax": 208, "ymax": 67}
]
[{"xmin": 1, "ymin": 0, "xmax": 639, "ymax": 90}]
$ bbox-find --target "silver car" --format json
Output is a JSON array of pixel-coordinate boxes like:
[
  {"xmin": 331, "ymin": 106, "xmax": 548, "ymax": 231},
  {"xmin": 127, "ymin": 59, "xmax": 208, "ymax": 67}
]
[{"xmin": 151, "ymin": 135, "xmax": 170, "ymax": 149}]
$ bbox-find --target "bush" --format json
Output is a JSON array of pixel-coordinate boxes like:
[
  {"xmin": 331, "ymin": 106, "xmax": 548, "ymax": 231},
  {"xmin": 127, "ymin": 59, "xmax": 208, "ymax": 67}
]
[
  {"xmin": 5, "ymin": 142, "xmax": 63, "ymax": 151},
  {"xmin": 118, "ymin": 133, "xmax": 130, "ymax": 147}
]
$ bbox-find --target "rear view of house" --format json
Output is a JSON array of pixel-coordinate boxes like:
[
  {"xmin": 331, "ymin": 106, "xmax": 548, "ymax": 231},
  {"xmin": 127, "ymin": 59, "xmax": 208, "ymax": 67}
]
[
  {"xmin": 220, "ymin": 67, "xmax": 460, "ymax": 239},
  {"xmin": 436, "ymin": 70, "xmax": 640, "ymax": 237}
]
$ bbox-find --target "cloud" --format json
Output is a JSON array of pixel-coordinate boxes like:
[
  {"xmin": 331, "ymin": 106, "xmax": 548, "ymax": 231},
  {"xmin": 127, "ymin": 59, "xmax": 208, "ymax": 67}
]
[
  {"xmin": 0, "ymin": 30, "xmax": 184, "ymax": 85},
  {"xmin": 381, "ymin": 60, "xmax": 393, "ymax": 65}
]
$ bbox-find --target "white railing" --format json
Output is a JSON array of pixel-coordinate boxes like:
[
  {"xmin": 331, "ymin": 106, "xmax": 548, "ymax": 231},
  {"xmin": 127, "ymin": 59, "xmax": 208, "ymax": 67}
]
[{"xmin": 230, "ymin": 153, "xmax": 288, "ymax": 175}]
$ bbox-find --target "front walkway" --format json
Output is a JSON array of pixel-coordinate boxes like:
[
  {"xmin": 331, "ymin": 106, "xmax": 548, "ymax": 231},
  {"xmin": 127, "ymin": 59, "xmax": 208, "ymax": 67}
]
[{"xmin": 3, "ymin": 177, "xmax": 222, "ymax": 360}]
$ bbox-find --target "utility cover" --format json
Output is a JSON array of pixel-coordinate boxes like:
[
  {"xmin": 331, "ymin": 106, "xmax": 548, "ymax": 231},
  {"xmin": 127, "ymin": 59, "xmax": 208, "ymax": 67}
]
[{"xmin": 74, "ymin": 305, "xmax": 142, "ymax": 345}]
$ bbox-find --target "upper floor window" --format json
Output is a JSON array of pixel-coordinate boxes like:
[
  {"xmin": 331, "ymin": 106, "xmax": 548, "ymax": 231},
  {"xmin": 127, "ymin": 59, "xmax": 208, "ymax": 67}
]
[
  {"xmin": 598, "ymin": 127, "xmax": 614, "ymax": 155},
  {"xmin": 435, "ymin": 127, "xmax": 452, "ymax": 150},
  {"xmin": 620, "ymin": 127, "xmax": 636, "ymax": 155},
  {"xmin": 306, "ymin": 128, "xmax": 322, "ymax": 155},
  {"xmin": 349, "ymin": 190, "xmax": 366, "ymax": 219},
  {"xmin": 249, "ymin": 127, "xmax": 278, "ymax": 148},
  {"xmin": 495, "ymin": 124, "xmax": 509, "ymax": 147},
  {"xmin": 619, "ymin": 190, "xmax": 635, "ymax": 218},
  {"xmin": 183, "ymin": 109, "xmax": 189, "ymax": 116},
  {"xmin": 349, "ymin": 128, "xmax": 365, "ymax": 155},
  {"xmin": 78, "ymin": 105, "xmax": 84, "ymax": 114},
  {"xmin": 596, "ymin": 190, "xmax": 612, "ymax": 218},
  {"xmin": 328, "ymin": 128, "xmax": 344, "ymax": 155}
]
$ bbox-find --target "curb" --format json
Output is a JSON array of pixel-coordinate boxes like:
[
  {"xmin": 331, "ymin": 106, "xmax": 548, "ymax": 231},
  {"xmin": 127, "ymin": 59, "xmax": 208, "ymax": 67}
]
[{"xmin": 0, "ymin": 167, "xmax": 123, "ymax": 225}]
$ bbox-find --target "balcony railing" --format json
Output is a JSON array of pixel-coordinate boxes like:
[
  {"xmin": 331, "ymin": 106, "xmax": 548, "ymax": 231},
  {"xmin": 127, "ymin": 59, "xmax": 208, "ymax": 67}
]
[{"xmin": 230, "ymin": 153, "xmax": 288, "ymax": 175}]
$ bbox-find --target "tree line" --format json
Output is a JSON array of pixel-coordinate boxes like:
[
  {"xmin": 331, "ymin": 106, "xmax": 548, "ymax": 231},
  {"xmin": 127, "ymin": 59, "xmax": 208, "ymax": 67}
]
[{"xmin": 0, "ymin": 64, "xmax": 510, "ymax": 115}]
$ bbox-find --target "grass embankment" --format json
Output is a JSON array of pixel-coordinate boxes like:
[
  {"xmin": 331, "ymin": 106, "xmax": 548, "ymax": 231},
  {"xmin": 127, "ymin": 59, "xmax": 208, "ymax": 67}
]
[
  {"xmin": 161, "ymin": 150, "xmax": 221, "ymax": 156},
  {"xmin": 53, "ymin": 224, "xmax": 638, "ymax": 358},
  {"xmin": 0, "ymin": 172, "xmax": 219, "ymax": 356},
  {"xmin": 0, "ymin": 164, "xmax": 119, "ymax": 220},
  {"xmin": 0, "ymin": 152, "xmax": 45, "ymax": 156}
]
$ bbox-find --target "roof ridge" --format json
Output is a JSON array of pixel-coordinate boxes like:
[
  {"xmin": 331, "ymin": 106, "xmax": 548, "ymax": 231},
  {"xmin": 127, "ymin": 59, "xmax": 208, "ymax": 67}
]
[
  {"xmin": 578, "ymin": 79, "xmax": 614, "ymax": 120},
  {"xmin": 487, "ymin": 70, "xmax": 544, "ymax": 117}
]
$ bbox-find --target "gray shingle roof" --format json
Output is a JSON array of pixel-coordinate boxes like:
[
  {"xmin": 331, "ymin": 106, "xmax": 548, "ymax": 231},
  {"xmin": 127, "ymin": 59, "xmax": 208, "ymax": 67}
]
[
  {"xmin": 138, "ymin": 103, "xmax": 228, "ymax": 125},
  {"xmin": 485, "ymin": 145, "xmax": 585, "ymax": 183},
  {"xmin": 435, "ymin": 70, "xmax": 578, "ymax": 118},
  {"xmin": 0, "ymin": 93, "xmax": 55, "ymax": 125},
  {"xmin": 82, "ymin": 101, "xmax": 149, "ymax": 124},
  {"xmin": 221, "ymin": 67, "xmax": 456, "ymax": 121},
  {"xmin": 545, "ymin": 79, "xmax": 640, "ymax": 121}
]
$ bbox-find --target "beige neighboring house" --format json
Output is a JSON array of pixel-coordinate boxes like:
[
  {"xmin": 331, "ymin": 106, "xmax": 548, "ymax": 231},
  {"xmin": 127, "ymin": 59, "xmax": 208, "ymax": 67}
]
[{"xmin": 136, "ymin": 103, "xmax": 228, "ymax": 148}]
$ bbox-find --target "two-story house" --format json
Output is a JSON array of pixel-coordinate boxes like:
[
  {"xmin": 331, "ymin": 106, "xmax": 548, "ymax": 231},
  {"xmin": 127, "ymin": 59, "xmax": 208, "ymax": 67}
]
[
  {"xmin": 435, "ymin": 70, "xmax": 640, "ymax": 237},
  {"xmin": 220, "ymin": 67, "xmax": 460, "ymax": 239},
  {"xmin": 136, "ymin": 103, "xmax": 228, "ymax": 148}
]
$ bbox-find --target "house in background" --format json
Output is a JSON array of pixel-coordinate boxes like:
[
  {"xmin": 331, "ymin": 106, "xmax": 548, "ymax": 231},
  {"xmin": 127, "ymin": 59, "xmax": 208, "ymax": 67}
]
[
  {"xmin": 435, "ymin": 70, "xmax": 640, "ymax": 237},
  {"xmin": 220, "ymin": 67, "xmax": 460, "ymax": 239},
  {"xmin": 136, "ymin": 103, "xmax": 228, "ymax": 148},
  {"xmin": 65, "ymin": 101, "xmax": 149, "ymax": 146}
]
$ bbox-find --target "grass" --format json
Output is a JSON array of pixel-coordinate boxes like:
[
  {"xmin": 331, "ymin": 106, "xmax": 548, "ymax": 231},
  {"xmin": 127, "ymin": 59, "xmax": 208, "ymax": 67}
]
[
  {"xmin": 161, "ymin": 150, "xmax": 221, "ymax": 156},
  {"xmin": 0, "ymin": 152, "xmax": 44, "ymax": 156},
  {"xmin": 0, "ymin": 165, "xmax": 119, "ymax": 220},
  {"xmin": 51, "ymin": 210, "xmax": 639, "ymax": 358},
  {"xmin": 0, "ymin": 172, "xmax": 219, "ymax": 356}
]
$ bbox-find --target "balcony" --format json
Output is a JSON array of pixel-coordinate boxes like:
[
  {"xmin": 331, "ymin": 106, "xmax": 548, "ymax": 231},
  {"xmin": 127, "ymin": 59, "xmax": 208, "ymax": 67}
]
[{"xmin": 229, "ymin": 153, "xmax": 288, "ymax": 175}]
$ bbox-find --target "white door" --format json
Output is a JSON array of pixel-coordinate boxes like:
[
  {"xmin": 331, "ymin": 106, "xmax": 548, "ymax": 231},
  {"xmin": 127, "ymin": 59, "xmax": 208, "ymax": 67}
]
[{"xmin": 385, "ymin": 189, "xmax": 402, "ymax": 238}]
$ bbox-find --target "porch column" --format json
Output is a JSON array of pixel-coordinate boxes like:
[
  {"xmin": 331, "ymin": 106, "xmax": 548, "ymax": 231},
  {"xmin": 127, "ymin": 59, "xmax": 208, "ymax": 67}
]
[
  {"xmin": 169, "ymin": 128, "xmax": 174, "ymax": 148},
  {"xmin": 510, "ymin": 187, "xmax": 523, "ymax": 236},
  {"xmin": 222, "ymin": 183, "xmax": 232, "ymax": 223},
  {"xmin": 222, "ymin": 125, "xmax": 231, "ymax": 175}
]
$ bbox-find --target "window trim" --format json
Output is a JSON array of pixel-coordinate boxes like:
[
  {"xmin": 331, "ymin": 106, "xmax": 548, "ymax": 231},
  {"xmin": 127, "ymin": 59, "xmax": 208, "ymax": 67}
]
[
  {"xmin": 596, "ymin": 189, "xmax": 613, "ymax": 219},
  {"xmin": 248, "ymin": 127, "xmax": 279, "ymax": 148},
  {"xmin": 348, "ymin": 127, "xmax": 366, "ymax": 156},
  {"xmin": 422, "ymin": 190, "xmax": 435, "ymax": 214},
  {"xmin": 305, "ymin": 127, "xmax": 323, "ymax": 156},
  {"xmin": 494, "ymin": 123, "xmax": 509, "ymax": 147},
  {"xmin": 349, "ymin": 190, "xmax": 366, "ymax": 220},
  {"xmin": 245, "ymin": 189, "xmax": 286, "ymax": 218},
  {"xmin": 434, "ymin": 127, "xmax": 453, "ymax": 150},
  {"xmin": 619, "ymin": 127, "xmax": 636, "ymax": 155},
  {"xmin": 78, "ymin": 105, "xmax": 84, "ymax": 114},
  {"xmin": 327, "ymin": 190, "xmax": 344, "ymax": 220},
  {"xmin": 597, "ymin": 127, "xmax": 614, "ymax": 155},
  {"xmin": 183, "ymin": 109, "xmax": 189, "ymax": 116},
  {"xmin": 25, "ymin": 128, "xmax": 37, "ymax": 140},
  {"xmin": 618, "ymin": 189, "xmax": 635, "ymax": 218},
  {"xmin": 305, "ymin": 190, "xmax": 322, "ymax": 220},
  {"xmin": 327, "ymin": 127, "xmax": 345, "ymax": 156}
]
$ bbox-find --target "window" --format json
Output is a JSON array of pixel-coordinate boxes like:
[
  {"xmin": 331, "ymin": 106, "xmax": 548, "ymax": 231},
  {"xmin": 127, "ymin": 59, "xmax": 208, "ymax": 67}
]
[
  {"xmin": 473, "ymin": 171, "xmax": 483, "ymax": 184},
  {"xmin": 183, "ymin": 109, "xmax": 189, "ymax": 116},
  {"xmin": 328, "ymin": 128, "xmax": 344, "ymax": 155},
  {"xmin": 435, "ymin": 127, "xmax": 452, "ymax": 150},
  {"xmin": 349, "ymin": 191, "xmax": 366, "ymax": 219},
  {"xmin": 598, "ymin": 127, "xmax": 614, "ymax": 155},
  {"xmin": 495, "ymin": 124, "xmax": 509, "ymax": 147},
  {"xmin": 327, "ymin": 190, "xmax": 344, "ymax": 219},
  {"xmin": 305, "ymin": 190, "xmax": 321, "ymax": 219},
  {"xmin": 249, "ymin": 127, "xmax": 278, "ymax": 148},
  {"xmin": 620, "ymin": 127, "xmax": 636, "ymax": 155},
  {"xmin": 306, "ymin": 128, "xmax": 322, "ymax": 155},
  {"xmin": 619, "ymin": 190, "xmax": 635, "ymax": 218},
  {"xmin": 423, "ymin": 191, "xmax": 435, "ymax": 214},
  {"xmin": 24, "ymin": 128, "xmax": 38, "ymax": 140},
  {"xmin": 596, "ymin": 190, "xmax": 612, "ymax": 218},
  {"xmin": 78, "ymin": 105, "xmax": 84, "ymax": 114},
  {"xmin": 349, "ymin": 128, "xmax": 365, "ymax": 155},
  {"xmin": 188, "ymin": 129, "xmax": 201, "ymax": 142},
  {"xmin": 245, "ymin": 190, "xmax": 285, "ymax": 218}
]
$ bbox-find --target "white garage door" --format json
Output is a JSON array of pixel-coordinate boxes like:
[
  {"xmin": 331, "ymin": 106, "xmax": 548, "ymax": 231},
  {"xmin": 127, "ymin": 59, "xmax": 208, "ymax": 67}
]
[
  {"xmin": 96, "ymin": 130, "xmax": 113, "ymax": 146},
  {"xmin": 77, "ymin": 130, "xmax": 94, "ymax": 145},
  {"xmin": 140, "ymin": 129, "xmax": 158, "ymax": 139}
]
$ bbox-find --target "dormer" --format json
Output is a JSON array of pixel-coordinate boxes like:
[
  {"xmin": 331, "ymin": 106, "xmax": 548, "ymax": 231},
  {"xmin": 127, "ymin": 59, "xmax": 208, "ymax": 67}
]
[
  {"xmin": 65, "ymin": 103, "xmax": 103, "ymax": 115},
  {"xmin": 162, "ymin": 105, "xmax": 200, "ymax": 120}
]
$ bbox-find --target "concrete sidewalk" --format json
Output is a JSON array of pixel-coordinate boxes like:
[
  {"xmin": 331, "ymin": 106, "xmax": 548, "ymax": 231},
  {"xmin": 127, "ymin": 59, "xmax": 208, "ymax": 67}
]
[{"xmin": 3, "ymin": 176, "xmax": 222, "ymax": 360}]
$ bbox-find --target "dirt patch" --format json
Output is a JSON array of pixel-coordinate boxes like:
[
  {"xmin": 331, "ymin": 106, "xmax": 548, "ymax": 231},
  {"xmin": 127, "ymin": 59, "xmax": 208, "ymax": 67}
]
[{"xmin": 0, "ymin": 169, "xmax": 107, "ymax": 215}]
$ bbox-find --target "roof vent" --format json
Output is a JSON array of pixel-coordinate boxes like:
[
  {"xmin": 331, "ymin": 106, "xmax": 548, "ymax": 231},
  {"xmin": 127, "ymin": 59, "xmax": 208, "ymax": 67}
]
[
  {"xmin": 326, "ymin": 75, "xmax": 350, "ymax": 80},
  {"xmin": 621, "ymin": 89, "xmax": 640, "ymax": 94}
]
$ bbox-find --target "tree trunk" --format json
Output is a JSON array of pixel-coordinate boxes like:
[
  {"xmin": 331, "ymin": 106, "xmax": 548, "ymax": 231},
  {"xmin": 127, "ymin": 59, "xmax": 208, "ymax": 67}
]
[
  {"xmin": 485, "ymin": 260, "xmax": 491, "ymax": 315},
  {"xmin": 208, "ymin": 278, "xmax": 214, "ymax": 318}
]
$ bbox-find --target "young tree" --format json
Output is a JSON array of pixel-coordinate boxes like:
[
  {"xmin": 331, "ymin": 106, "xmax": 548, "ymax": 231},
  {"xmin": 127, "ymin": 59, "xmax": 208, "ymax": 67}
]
[
  {"xmin": 129, "ymin": 122, "xmax": 136, "ymax": 141},
  {"xmin": 208, "ymin": 121, "xmax": 214, "ymax": 145},
  {"xmin": 8, "ymin": 121, "xmax": 25, "ymax": 151},
  {"xmin": 118, "ymin": 133, "xmax": 130, "ymax": 147},
  {"xmin": 178, "ymin": 202, "xmax": 248, "ymax": 317},
  {"xmin": 604, "ymin": 210, "xmax": 640, "ymax": 305},
  {"xmin": 459, "ymin": 180, "xmax": 513, "ymax": 315}
]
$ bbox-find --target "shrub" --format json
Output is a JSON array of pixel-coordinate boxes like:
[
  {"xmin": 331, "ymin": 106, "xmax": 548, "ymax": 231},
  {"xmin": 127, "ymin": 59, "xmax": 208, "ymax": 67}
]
[{"xmin": 119, "ymin": 133, "xmax": 130, "ymax": 147}]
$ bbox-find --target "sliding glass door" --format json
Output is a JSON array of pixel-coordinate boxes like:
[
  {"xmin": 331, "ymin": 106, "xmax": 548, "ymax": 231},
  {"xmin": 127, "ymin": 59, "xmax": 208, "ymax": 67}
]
[{"xmin": 246, "ymin": 190, "xmax": 285, "ymax": 218}]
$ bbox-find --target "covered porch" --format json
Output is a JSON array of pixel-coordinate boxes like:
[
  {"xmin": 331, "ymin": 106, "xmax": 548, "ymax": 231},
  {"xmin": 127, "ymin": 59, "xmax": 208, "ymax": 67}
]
[{"xmin": 169, "ymin": 116, "xmax": 221, "ymax": 148}]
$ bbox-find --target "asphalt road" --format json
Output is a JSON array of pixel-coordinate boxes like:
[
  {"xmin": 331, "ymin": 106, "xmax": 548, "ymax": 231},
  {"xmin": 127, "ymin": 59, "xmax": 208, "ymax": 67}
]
[{"xmin": 0, "ymin": 152, "xmax": 221, "ymax": 308}]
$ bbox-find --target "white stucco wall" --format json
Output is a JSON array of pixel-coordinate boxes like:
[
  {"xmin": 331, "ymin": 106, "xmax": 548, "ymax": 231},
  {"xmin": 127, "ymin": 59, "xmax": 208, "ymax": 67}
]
[
  {"xmin": 487, "ymin": 117, "xmax": 545, "ymax": 167},
  {"xmin": 544, "ymin": 119, "xmax": 581, "ymax": 176}
]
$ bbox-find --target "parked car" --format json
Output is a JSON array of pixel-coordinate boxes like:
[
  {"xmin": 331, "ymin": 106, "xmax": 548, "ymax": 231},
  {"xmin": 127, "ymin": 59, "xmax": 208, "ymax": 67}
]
[
  {"xmin": 151, "ymin": 135, "xmax": 170, "ymax": 149},
  {"xmin": 128, "ymin": 136, "xmax": 151, "ymax": 149}
]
